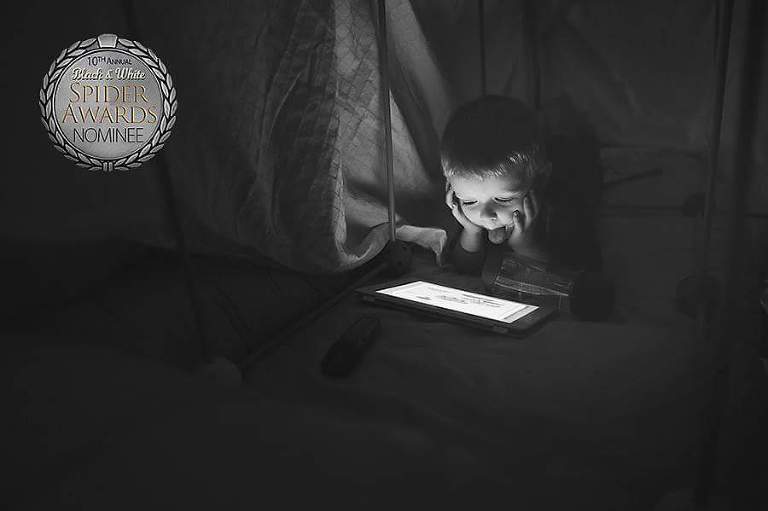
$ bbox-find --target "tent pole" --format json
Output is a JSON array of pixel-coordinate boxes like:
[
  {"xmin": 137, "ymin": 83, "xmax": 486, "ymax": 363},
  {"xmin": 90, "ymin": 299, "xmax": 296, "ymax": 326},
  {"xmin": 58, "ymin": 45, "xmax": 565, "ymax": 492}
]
[
  {"xmin": 697, "ymin": 0, "xmax": 735, "ymax": 278},
  {"xmin": 694, "ymin": 0, "xmax": 765, "ymax": 505},
  {"xmin": 478, "ymin": 0, "xmax": 487, "ymax": 96},
  {"xmin": 692, "ymin": 0, "xmax": 742, "ymax": 507},
  {"xmin": 376, "ymin": 0, "xmax": 397, "ymax": 243}
]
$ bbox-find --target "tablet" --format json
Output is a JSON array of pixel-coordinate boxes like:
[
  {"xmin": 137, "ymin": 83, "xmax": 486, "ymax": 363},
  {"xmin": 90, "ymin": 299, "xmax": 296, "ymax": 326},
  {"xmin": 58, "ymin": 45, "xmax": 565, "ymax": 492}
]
[{"xmin": 356, "ymin": 280, "xmax": 556, "ymax": 335}]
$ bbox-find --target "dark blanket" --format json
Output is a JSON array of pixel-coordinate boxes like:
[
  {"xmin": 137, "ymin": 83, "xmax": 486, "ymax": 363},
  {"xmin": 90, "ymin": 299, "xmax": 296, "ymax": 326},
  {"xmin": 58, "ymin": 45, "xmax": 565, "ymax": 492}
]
[{"xmin": 5, "ymin": 254, "xmax": 706, "ymax": 510}]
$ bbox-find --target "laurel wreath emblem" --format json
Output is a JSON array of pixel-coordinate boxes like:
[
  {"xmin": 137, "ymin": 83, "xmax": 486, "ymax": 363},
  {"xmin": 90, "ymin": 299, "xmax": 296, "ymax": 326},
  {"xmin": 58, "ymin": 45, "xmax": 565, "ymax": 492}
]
[{"xmin": 39, "ymin": 36, "xmax": 177, "ymax": 172}]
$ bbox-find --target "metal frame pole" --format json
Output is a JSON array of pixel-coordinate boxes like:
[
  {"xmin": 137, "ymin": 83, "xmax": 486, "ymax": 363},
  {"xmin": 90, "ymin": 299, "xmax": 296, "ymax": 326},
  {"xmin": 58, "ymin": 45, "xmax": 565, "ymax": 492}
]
[
  {"xmin": 478, "ymin": 0, "xmax": 487, "ymax": 96},
  {"xmin": 376, "ymin": 0, "xmax": 397, "ymax": 243}
]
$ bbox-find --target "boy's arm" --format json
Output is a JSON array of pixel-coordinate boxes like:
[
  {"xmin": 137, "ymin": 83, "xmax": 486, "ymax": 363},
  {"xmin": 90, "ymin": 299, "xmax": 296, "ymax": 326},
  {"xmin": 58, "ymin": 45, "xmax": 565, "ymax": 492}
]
[
  {"xmin": 450, "ymin": 227, "xmax": 486, "ymax": 274},
  {"xmin": 506, "ymin": 191, "xmax": 551, "ymax": 264}
]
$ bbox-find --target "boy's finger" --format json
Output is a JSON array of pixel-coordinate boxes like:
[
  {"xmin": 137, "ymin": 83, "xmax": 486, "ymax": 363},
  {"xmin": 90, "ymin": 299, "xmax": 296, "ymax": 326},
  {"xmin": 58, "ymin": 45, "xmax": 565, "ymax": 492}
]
[
  {"xmin": 445, "ymin": 189, "xmax": 455, "ymax": 209},
  {"xmin": 452, "ymin": 208, "xmax": 476, "ymax": 231},
  {"xmin": 528, "ymin": 190, "xmax": 539, "ymax": 217},
  {"xmin": 523, "ymin": 195, "xmax": 535, "ymax": 227},
  {"xmin": 450, "ymin": 204, "xmax": 466, "ymax": 223},
  {"xmin": 512, "ymin": 210, "xmax": 524, "ymax": 232}
]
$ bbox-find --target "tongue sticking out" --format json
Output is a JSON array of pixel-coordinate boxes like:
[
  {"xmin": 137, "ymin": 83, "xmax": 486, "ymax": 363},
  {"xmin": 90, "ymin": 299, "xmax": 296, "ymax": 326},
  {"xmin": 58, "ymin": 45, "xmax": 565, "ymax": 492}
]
[{"xmin": 488, "ymin": 225, "xmax": 512, "ymax": 244}]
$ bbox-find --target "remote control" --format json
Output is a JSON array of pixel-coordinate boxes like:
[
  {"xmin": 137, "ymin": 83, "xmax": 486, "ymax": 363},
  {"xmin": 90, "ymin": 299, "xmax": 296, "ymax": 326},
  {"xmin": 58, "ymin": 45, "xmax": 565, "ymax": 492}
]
[{"xmin": 321, "ymin": 315, "xmax": 381, "ymax": 378}]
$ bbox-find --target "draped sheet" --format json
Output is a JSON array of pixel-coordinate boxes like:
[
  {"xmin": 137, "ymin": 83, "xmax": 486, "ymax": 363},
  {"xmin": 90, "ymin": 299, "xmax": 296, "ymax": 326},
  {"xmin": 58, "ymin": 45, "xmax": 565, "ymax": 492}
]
[{"xmin": 134, "ymin": 0, "xmax": 451, "ymax": 273}]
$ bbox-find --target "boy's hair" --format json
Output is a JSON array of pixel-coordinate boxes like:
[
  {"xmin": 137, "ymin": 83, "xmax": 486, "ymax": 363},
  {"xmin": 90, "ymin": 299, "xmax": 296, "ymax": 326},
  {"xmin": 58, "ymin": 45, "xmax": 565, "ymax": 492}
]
[{"xmin": 440, "ymin": 95, "xmax": 550, "ymax": 187}]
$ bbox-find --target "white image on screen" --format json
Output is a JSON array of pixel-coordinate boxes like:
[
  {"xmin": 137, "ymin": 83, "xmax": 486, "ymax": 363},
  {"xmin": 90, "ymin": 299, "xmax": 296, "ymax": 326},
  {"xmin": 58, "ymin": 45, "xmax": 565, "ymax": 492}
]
[{"xmin": 378, "ymin": 281, "xmax": 536, "ymax": 323}]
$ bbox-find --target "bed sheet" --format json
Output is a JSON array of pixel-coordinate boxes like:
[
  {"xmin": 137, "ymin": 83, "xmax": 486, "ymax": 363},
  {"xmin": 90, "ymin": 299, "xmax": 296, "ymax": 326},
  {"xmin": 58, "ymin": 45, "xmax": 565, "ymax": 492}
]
[
  {"xmin": 5, "ymin": 324, "xmax": 700, "ymax": 510},
  {"xmin": 5, "ymin": 255, "xmax": 706, "ymax": 510},
  {"xmin": 242, "ymin": 255, "xmax": 703, "ymax": 508}
]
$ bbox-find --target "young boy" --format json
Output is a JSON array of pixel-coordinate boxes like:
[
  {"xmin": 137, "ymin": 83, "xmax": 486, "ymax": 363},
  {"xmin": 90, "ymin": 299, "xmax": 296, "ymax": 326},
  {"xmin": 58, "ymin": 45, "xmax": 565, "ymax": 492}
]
[{"xmin": 442, "ymin": 96, "xmax": 553, "ymax": 274}]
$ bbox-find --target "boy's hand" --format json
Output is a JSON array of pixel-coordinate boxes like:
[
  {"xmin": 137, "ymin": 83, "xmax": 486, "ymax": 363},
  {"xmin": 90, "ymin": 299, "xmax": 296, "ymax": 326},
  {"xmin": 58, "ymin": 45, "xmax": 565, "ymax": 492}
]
[
  {"xmin": 506, "ymin": 190, "xmax": 546, "ymax": 256},
  {"xmin": 445, "ymin": 184, "xmax": 482, "ymax": 234}
]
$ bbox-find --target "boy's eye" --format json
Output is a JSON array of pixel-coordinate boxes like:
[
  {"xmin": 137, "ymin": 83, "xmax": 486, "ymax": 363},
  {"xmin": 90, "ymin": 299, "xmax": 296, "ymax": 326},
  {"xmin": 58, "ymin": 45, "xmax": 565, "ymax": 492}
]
[
  {"xmin": 460, "ymin": 200, "xmax": 477, "ymax": 206},
  {"xmin": 494, "ymin": 197, "xmax": 516, "ymax": 203}
]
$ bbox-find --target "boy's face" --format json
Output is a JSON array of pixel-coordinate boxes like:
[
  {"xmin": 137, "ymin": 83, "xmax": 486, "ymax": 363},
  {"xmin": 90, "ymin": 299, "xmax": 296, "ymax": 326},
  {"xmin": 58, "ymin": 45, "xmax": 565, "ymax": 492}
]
[{"xmin": 448, "ymin": 173, "xmax": 529, "ymax": 232}]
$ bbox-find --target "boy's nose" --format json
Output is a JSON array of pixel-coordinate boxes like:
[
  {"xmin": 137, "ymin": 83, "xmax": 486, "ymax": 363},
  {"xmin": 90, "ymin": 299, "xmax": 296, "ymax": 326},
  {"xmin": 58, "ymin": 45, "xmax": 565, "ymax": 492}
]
[{"xmin": 479, "ymin": 204, "xmax": 497, "ymax": 220}]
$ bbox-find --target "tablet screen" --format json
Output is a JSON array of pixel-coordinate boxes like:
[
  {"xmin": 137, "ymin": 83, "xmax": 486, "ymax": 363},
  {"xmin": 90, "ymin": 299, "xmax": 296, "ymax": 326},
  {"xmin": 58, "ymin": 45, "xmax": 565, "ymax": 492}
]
[{"xmin": 376, "ymin": 281, "xmax": 539, "ymax": 324}]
